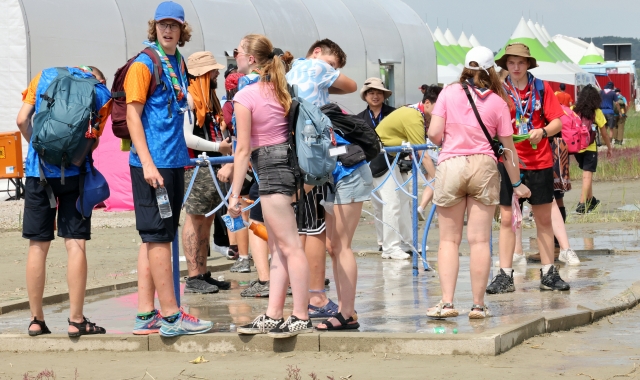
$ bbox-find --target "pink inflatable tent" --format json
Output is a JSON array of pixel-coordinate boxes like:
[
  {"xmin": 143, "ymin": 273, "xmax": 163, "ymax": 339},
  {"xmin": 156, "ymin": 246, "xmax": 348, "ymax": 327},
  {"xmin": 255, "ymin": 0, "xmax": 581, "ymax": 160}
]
[{"xmin": 93, "ymin": 118, "xmax": 133, "ymax": 211}]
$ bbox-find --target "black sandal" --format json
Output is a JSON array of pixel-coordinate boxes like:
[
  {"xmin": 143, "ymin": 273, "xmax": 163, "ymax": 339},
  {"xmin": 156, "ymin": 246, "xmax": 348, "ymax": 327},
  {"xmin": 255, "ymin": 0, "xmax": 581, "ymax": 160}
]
[
  {"xmin": 28, "ymin": 317, "xmax": 51, "ymax": 336},
  {"xmin": 315, "ymin": 312, "xmax": 360, "ymax": 331},
  {"xmin": 68, "ymin": 317, "xmax": 106, "ymax": 337}
]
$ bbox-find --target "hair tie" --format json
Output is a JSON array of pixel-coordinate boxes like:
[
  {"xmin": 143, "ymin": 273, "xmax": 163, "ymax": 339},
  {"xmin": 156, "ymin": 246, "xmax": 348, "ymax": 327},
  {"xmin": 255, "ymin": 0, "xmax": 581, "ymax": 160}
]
[{"xmin": 268, "ymin": 50, "xmax": 276, "ymax": 59}]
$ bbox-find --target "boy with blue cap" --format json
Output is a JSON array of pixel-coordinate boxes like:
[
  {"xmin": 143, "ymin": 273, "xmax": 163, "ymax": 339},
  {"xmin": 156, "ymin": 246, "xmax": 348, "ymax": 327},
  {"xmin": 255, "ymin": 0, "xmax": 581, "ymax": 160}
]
[{"xmin": 126, "ymin": 1, "xmax": 212, "ymax": 337}]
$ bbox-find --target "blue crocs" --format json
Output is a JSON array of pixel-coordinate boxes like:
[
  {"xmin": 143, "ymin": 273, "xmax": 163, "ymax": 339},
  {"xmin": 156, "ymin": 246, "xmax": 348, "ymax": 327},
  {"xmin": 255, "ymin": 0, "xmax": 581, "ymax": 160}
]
[{"xmin": 308, "ymin": 299, "xmax": 339, "ymax": 319}]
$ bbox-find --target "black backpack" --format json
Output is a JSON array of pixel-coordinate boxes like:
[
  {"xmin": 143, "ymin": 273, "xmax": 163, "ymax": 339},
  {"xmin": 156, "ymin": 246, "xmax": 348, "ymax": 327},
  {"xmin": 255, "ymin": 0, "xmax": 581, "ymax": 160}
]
[{"xmin": 320, "ymin": 103, "xmax": 381, "ymax": 161}]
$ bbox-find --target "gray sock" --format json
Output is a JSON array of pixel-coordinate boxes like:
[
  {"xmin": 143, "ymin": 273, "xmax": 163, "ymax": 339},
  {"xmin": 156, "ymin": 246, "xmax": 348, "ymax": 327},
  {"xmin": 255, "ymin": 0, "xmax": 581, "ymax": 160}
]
[{"xmin": 501, "ymin": 268, "xmax": 514, "ymax": 276}]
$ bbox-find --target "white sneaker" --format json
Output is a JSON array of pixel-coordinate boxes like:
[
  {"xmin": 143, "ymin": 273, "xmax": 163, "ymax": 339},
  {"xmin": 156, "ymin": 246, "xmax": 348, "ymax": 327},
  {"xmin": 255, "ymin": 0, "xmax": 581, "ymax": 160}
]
[
  {"xmin": 559, "ymin": 248, "xmax": 580, "ymax": 265},
  {"xmin": 212, "ymin": 243, "xmax": 229, "ymax": 257},
  {"xmin": 382, "ymin": 250, "xmax": 411, "ymax": 260},
  {"xmin": 494, "ymin": 252, "xmax": 527, "ymax": 267}
]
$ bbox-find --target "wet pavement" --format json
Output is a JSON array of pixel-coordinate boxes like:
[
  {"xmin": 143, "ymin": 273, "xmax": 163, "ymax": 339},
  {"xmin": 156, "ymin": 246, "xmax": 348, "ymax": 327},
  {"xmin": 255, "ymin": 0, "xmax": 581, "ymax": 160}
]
[{"xmin": 0, "ymin": 252, "xmax": 638, "ymax": 336}]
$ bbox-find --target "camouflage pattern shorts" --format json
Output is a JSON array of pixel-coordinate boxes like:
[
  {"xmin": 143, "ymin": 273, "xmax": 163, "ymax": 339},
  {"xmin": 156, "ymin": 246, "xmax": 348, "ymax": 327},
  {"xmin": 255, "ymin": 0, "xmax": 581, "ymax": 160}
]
[{"xmin": 183, "ymin": 167, "xmax": 223, "ymax": 215}]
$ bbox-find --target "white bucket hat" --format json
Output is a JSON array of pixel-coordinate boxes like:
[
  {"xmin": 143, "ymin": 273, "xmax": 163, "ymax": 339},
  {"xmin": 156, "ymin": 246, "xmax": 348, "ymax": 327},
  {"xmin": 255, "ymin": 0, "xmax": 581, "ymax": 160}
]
[
  {"xmin": 465, "ymin": 46, "xmax": 496, "ymax": 75},
  {"xmin": 360, "ymin": 77, "xmax": 392, "ymax": 101}
]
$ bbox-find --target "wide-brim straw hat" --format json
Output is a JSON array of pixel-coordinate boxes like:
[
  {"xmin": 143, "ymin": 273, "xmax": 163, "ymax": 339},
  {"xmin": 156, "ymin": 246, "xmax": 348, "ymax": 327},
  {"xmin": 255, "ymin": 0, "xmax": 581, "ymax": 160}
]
[
  {"xmin": 495, "ymin": 42, "xmax": 538, "ymax": 71},
  {"xmin": 188, "ymin": 51, "xmax": 225, "ymax": 77},
  {"xmin": 360, "ymin": 77, "xmax": 392, "ymax": 101}
]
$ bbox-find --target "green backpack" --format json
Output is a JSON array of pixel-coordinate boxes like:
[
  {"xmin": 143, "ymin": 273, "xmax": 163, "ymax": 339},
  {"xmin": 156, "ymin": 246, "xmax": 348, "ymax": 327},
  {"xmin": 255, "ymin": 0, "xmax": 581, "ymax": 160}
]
[{"xmin": 32, "ymin": 68, "xmax": 99, "ymax": 180}]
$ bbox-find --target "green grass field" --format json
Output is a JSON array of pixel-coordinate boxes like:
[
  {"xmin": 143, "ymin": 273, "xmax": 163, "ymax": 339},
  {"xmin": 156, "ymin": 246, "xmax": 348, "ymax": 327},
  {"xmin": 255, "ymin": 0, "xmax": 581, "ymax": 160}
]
[{"xmin": 569, "ymin": 108, "xmax": 640, "ymax": 182}]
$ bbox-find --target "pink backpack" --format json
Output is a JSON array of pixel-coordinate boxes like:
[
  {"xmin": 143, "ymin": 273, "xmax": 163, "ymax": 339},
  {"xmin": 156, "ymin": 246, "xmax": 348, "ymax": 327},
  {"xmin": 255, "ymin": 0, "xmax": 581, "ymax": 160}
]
[{"xmin": 560, "ymin": 105, "xmax": 592, "ymax": 154}]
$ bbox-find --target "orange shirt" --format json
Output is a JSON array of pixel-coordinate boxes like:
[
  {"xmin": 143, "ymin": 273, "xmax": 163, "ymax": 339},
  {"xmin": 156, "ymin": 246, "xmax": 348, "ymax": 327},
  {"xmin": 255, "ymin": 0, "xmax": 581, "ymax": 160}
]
[
  {"xmin": 123, "ymin": 62, "xmax": 152, "ymax": 104},
  {"xmin": 555, "ymin": 91, "xmax": 573, "ymax": 107}
]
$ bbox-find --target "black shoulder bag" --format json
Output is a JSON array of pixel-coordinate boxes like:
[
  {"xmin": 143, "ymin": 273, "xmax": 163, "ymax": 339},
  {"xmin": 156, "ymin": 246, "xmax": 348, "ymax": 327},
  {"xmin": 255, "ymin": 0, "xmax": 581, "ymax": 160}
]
[{"xmin": 462, "ymin": 83, "xmax": 503, "ymax": 159}]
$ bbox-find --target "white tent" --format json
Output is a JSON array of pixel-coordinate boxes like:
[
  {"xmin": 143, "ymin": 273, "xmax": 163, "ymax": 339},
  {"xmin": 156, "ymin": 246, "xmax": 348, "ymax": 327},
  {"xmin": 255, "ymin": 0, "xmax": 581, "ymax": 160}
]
[
  {"xmin": 552, "ymin": 35, "xmax": 605, "ymax": 64},
  {"xmin": 469, "ymin": 34, "xmax": 481, "ymax": 48},
  {"xmin": 1, "ymin": 0, "xmax": 438, "ymax": 157},
  {"xmin": 495, "ymin": 18, "xmax": 579, "ymax": 85},
  {"xmin": 458, "ymin": 32, "xmax": 473, "ymax": 53},
  {"xmin": 428, "ymin": 25, "xmax": 461, "ymax": 85}
]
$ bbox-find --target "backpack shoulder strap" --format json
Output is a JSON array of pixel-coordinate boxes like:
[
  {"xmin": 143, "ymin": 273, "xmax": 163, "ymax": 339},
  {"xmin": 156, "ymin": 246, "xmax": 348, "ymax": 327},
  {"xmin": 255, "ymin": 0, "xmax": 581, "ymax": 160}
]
[
  {"xmin": 534, "ymin": 78, "xmax": 547, "ymax": 125},
  {"xmin": 142, "ymin": 47, "xmax": 163, "ymax": 95}
]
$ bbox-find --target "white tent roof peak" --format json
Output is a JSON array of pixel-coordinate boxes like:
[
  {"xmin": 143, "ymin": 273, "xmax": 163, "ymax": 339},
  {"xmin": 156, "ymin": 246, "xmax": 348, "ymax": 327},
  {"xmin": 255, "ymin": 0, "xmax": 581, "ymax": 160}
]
[
  {"xmin": 469, "ymin": 34, "xmax": 481, "ymax": 48},
  {"xmin": 433, "ymin": 27, "xmax": 449, "ymax": 46},
  {"xmin": 527, "ymin": 19, "xmax": 548, "ymax": 46},
  {"xmin": 512, "ymin": 17, "xmax": 537, "ymax": 39},
  {"xmin": 534, "ymin": 22, "xmax": 549, "ymax": 44},
  {"xmin": 459, "ymin": 31, "xmax": 472, "ymax": 48},
  {"xmin": 541, "ymin": 25, "xmax": 554, "ymax": 42},
  {"xmin": 444, "ymin": 28, "xmax": 459, "ymax": 46}
]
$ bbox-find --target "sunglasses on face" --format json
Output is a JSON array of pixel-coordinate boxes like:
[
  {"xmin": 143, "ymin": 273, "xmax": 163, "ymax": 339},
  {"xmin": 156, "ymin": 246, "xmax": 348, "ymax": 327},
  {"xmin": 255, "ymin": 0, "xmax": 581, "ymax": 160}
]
[{"xmin": 233, "ymin": 49, "xmax": 251, "ymax": 59}]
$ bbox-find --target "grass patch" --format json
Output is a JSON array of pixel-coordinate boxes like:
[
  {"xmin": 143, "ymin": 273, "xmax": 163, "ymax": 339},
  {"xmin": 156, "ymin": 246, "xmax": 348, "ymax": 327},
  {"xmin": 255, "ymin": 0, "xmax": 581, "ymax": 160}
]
[
  {"xmin": 569, "ymin": 109, "xmax": 640, "ymax": 181},
  {"xmin": 566, "ymin": 210, "xmax": 640, "ymax": 224}
]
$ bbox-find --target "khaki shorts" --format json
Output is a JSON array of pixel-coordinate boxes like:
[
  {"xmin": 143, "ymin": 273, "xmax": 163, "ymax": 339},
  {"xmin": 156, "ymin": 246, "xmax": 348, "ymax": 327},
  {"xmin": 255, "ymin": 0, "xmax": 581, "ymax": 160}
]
[{"xmin": 433, "ymin": 154, "xmax": 499, "ymax": 207}]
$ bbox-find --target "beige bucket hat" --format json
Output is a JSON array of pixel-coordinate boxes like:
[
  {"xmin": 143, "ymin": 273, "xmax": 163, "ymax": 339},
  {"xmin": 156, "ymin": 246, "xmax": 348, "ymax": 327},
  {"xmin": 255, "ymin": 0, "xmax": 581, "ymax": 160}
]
[
  {"xmin": 360, "ymin": 77, "xmax": 392, "ymax": 101},
  {"xmin": 495, "ymin": 43, "xmax": 539, "ymax": 70},
  {"xmin": 188, "ymin": 51, "xmax": 225, "ymax": 77}
]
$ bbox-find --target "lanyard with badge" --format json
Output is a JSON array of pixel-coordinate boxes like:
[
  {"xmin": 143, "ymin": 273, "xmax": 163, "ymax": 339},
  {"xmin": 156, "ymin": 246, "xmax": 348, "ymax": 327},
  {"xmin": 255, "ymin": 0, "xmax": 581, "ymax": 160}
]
[
  {"xmin": 506, "ymin": 75, "xmax": 535, "ymax": 136},
  {"xmin": 368, "ymin": 108, "xmax": 383, "ymax": 128}
]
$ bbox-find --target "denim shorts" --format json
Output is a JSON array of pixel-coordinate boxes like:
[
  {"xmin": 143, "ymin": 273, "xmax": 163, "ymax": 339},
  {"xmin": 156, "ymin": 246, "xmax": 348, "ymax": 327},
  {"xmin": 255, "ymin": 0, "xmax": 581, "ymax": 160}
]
[
  {"xmin": 334, "ymin": 164, "xmax": 373, "ymax": 205},
  {"xmin": 251, "ymin": 142, "xmax": 296, "ymax": 196}
]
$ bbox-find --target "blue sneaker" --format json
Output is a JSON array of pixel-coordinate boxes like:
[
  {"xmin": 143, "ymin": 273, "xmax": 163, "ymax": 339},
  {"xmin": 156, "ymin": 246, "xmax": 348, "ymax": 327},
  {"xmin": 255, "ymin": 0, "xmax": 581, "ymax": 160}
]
[
  {"xmin": 308, "ymin": 299, "xmax": 339, "ymax": 319},
  {"xmin": 132, "ymin": 310, "xmax": 163, "ymax": 335},
  {"xmin": 159, "ymin": 308, "xmax": 213, "ymax": 337}
]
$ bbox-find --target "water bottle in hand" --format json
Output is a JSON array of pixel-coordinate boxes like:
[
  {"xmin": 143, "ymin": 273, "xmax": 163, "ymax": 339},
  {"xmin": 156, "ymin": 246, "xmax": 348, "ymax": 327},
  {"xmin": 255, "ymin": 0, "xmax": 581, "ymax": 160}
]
[{"xmin": 156, "ymin": 185, "xmax": 172, "ymax": 219}]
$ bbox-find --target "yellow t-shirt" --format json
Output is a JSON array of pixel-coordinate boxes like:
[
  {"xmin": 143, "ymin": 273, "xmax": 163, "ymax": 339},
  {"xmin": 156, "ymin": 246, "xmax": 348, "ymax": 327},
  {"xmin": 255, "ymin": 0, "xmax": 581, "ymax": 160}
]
[
  {"xmin": 375, "ymin": 107, "xmax": 426, "ymax": 150},
  {"xmin": 579, "ymin": 108, "xmax": 606, "ymax": 153}
]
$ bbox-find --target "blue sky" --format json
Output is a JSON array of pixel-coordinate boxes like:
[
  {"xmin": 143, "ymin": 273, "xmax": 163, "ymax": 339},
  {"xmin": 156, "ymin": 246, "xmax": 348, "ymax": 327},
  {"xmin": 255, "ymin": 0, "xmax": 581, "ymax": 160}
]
[{"xmin": 401, "ymin": 0, "xmax": 640, "ymax": 51}]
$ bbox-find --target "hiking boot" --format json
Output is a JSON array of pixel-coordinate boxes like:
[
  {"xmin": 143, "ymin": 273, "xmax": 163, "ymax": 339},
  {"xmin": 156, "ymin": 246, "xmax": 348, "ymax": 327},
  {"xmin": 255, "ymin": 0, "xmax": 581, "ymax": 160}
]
[
  {"xmin": 132, "ymin": 310, "xmax": 163, "ymax": 335},
  {"xmin": 241, "ymin": 280, "xmax": 270, "ymax": 297},
  {"xmin": 230, "ymin": 257, "xmax": 251, "ymax": 273},
  {"xmin": 267, "ymin": 315, "xmax": 314, "ymax": 338},
  {"xmin": 558, "ymin": 248, "xmax": 580, "ymax": 265},
  {"xmin": 486, "ymin": 269, "xmax": 515, "ymax": 294},
  {"xmin": 237, "ymin": 314, "xmax": 284, "ymax": 335},
  {"xmin": 576, "ymin": 202, "xmax": 586, "ymax": 214},
  {"xmin": 586, "ymin": 197, "xmax": 600, "ymax": 213},
  {"xmin": 184, "ymin": 274, "xmax": 219, "ymax": 294},
  {"xmin": 540, "ymin": 265, "xmax": 570, "ymax": 291},
  {"xmin": 159, "ymin": 308, "xmax": 213, "ymax": 337},
  {"xmin": 201, "ymin": 271, "xmax": 231, "ymax": 290}
]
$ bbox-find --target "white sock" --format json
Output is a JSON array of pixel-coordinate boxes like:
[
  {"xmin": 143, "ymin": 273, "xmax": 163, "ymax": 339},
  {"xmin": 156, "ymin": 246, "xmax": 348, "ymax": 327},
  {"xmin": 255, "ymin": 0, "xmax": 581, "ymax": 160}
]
[
  {"xmin": 514, "ymin": 252, "xmax": 525, "ymax": 257},
  {"xmin": 501, "ymin": 268, "xmax": 514, "ymax": 276},
  {"xmin": 239, "ymin": 255, "xmax": 249, "ymax": 260},
  {"xmin": 417, "ymin": 206, "xmax": 424, "ymax": 213},
  {"xmin": 542, "ymin": 264, "xmax": 553, "ymax": 274}
]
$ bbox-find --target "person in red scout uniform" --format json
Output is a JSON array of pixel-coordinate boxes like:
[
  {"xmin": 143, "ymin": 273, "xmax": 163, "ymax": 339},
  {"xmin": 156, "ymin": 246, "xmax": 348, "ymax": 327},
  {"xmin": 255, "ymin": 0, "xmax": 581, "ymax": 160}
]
[{"xmin": 487, "ymin": 43, "xmax": 571, "ymax": 295}]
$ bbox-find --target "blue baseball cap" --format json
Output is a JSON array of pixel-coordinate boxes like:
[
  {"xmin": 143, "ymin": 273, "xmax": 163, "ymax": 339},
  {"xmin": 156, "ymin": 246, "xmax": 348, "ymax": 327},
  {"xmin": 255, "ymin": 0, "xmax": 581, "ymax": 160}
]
[
  {"xmin": 76, "ymin": 169, "xmax": 110, "ymax": 218},
  {"xmin": 155, "ymin": 1, "xmax": 185, "ymax": 24}
]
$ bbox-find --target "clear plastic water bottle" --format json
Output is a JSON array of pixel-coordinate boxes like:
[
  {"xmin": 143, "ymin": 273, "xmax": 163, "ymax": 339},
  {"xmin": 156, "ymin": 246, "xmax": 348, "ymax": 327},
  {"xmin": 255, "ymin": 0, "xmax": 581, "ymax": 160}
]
[
  {"xmin": 156, "ymin": 186, "xmax": 172, "ymax": 219},
  {"xmin": 303, "ymin": 120, "xmax": 315, "ymax": 146}
]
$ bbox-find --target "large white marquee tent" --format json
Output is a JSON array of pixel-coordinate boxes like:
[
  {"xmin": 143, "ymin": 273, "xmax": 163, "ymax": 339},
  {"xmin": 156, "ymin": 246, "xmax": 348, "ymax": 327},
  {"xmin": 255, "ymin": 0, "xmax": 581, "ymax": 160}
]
[{"xmin": 1, "ymin": 0, "xmax": 438, "ymax": 155}]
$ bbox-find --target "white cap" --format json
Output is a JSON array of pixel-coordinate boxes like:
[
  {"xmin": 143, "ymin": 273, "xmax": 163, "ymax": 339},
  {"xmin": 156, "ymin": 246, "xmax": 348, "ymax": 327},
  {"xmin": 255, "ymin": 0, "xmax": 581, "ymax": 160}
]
[{"xmin": 464, "ymin": 46, "xmax": 496, "ymax": 74}]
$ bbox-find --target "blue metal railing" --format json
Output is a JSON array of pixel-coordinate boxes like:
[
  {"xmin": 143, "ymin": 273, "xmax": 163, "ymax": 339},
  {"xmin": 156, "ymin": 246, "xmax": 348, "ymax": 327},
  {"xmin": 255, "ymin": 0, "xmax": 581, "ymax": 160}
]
[{"xmin": 172, "ymin": 145, "xmax": 437, "ymax": 305}]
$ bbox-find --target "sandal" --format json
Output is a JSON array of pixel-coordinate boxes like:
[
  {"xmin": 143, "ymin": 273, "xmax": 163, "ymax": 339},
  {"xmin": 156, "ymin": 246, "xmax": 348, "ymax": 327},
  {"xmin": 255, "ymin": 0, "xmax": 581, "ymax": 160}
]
[
  {"xmin": 28, "ymin": 317, "xmax": 51, "ymax": 337},
  {"xmin": 308, "ymin": 299, "xmax": 339, "ymax": 319},
  {"xmin": 315, "ymin": 312, "xmax": 360, "ymax": 331},
  {"xmin": 426, "ymin": 301, "xmax": 459, "ymax": 319},
  {"xmin": 68, "ymin": 317, "xmax": 106, "ymax": 337},
  {"xmin": 468, "ymin": 304, "xmax": 491, "ymax": 319}
]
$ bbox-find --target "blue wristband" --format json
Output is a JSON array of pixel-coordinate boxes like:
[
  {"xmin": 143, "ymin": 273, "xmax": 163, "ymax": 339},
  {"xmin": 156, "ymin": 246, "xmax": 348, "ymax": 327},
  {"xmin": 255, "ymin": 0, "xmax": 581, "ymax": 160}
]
[{"xmin": 512, "ymin": 180, "xmax": 522, "ymax": 188}]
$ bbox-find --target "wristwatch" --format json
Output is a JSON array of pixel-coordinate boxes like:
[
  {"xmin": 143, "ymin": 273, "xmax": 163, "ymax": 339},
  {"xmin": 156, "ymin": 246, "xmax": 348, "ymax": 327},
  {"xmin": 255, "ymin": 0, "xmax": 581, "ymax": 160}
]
[{"xmin": 541, "ymin": 128, "xmax": 548, "ymax": 138}]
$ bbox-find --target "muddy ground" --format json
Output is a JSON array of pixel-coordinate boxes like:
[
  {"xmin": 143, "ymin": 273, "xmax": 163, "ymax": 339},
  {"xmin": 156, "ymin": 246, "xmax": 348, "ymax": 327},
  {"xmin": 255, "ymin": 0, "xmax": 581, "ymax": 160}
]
[
  {"xmin": 0, "ymin": 305, "xmax": 637, "ymax": 379},
  {"xmin": 0, "ymin": 179, "xmax": 638, "ymax": 305}
]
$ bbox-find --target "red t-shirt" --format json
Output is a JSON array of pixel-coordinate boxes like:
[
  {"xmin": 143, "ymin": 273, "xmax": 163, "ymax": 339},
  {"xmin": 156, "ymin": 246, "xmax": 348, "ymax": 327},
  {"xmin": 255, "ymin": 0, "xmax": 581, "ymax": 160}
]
[{"xmin": 506, "ymin": 80, "xmax": 564, "ymax": 170}]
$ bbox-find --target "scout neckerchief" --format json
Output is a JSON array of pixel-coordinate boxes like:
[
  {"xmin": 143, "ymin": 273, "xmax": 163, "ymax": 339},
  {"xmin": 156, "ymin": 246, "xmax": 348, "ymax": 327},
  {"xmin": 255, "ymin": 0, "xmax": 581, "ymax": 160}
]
[
  {"xmin": 143, "ymin": 41, "xmax": 191, "ymax": 123},
  {"xmin": 504, "ymin": 72, "xmax": 536, "ymax": 135},
  {"xmin": 466, "ymin": 78, "xmax": 494, "ymax": 99}
]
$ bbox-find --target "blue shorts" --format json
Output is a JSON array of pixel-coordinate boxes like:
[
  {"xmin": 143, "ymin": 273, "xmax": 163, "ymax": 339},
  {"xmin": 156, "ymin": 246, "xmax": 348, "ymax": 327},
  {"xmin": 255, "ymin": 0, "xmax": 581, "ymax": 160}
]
[{"xmin": 334, "ymin": 164, "xmax": 373, "ymax": 205}]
